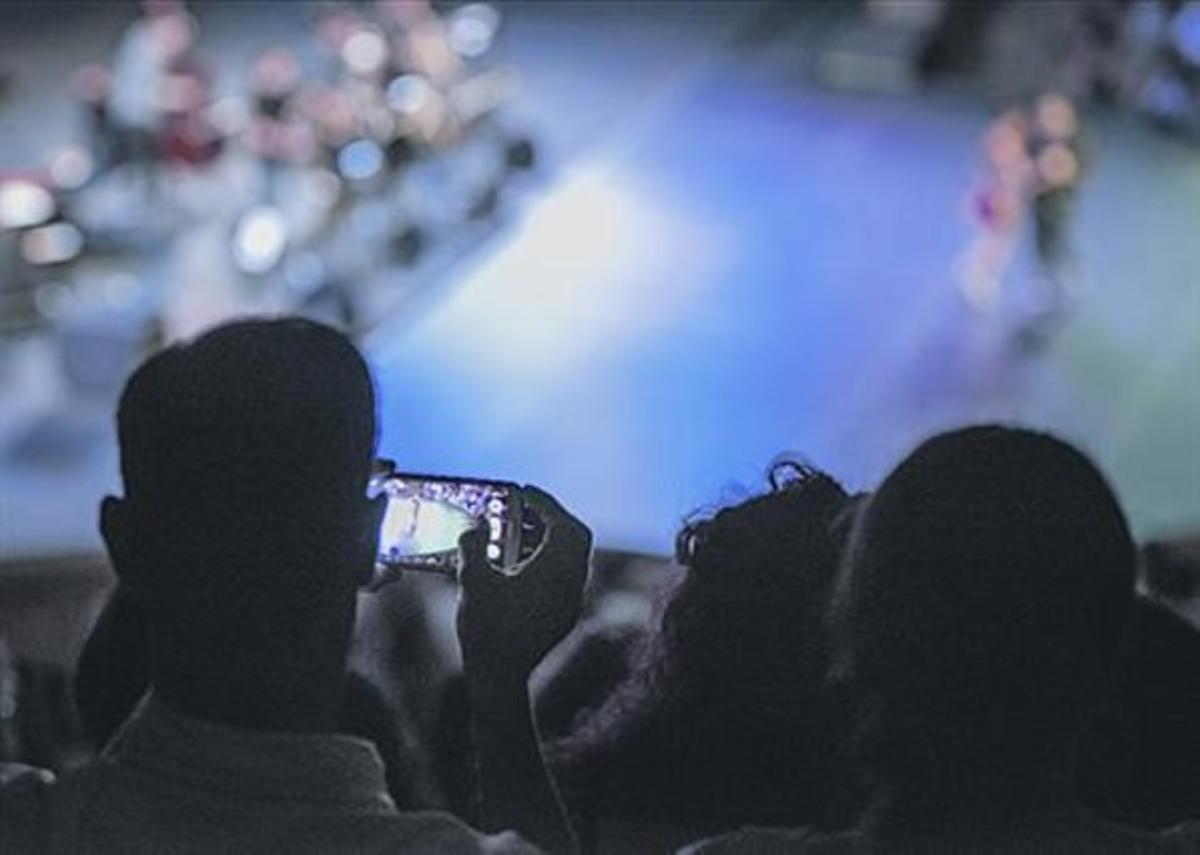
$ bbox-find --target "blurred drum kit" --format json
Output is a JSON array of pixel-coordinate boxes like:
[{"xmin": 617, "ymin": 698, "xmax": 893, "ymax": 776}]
[{"xmin": 0, "ymin": 0, "xmax": 536, "ymax": 373}]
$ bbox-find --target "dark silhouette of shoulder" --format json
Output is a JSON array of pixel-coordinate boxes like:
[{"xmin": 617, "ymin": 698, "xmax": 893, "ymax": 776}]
[
  {"xmin": 1078, "ymin": 596, "xmax": 1200, "ymax": 829},
  {"xmin": 683, "ymin": 818, "xmax": 1184, "ymax": 854}
]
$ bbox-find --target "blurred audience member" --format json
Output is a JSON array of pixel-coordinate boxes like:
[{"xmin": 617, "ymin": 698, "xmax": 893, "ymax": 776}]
[
  {"xmin": 542, "ymin": 462, "xmax": 855, "ymax": 853},
  {"xmin": 1076, "ymin": 543, "xmax": 1200, "ymax": 831},
  {"xmin": 688, "ymin": 426, "xmax": 1181, "ymax": 853},
  {"xmin": 109, "ymin": 2, "xmax": 194, "ymax": 173},
  {"xmin": 456, "ymin": 485, "xmax": 592, "ymax": 853},
  {"xmin": 0, "ymin": 318, "xmax": 586, "ymax": 853}
]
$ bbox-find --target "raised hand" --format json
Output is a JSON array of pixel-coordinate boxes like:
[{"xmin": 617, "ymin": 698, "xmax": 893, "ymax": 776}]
[
  {"xmin": 455, "ymin": 485, "xmax": 590, "ymax": 853},
  {"xmin": 456, "ymin": 485, "xmax": 591, "ymax": 679}
]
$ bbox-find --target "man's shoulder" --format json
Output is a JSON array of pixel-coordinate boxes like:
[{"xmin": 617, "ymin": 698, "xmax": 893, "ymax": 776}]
[
  {"xmin": 680, "ymin": 826, "xmax": 863, "ymax": 855},
  {"xmin": 681, "ymin": 820, "xmax": 1191, "ymax": 854},
  {"xmin": 0, "ymin": 766, "xmax": 540, "ymax": 854}
]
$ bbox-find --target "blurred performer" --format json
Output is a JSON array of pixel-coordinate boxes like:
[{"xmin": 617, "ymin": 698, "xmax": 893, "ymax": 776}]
[
  {"xmin": 73, "ymin": 65, "xmax": 114, "ymax": 172},
  {"xmin": 378, "ymin": 0, "xmax": 514, "ymax": 144},
  {"xmin": 297, "ymin": 84, "xmax": 359, "ymax": 173},
  {"xmin": 379, "ymin": 0, "xmax": 463, "ymax": 85},
  {"xmin": 1028, "ymin": 93, "xmax": 1085, "ymax": 310},
  {"xmin": 958, "ymin": 109, "xmax": 1034, "ymax": 313},
  {"xmin": 958, "ymin": 94, "xmax": 1087, "ymax": 325},
  {"xmin": 108, "ymin": 1, "xmax": 201, "ymax": 187},
  {"xmin": 159, "ymin": 31, "xmax": 222, "ymax": 172},
  {"xmin": 247, "ymin": 48, "xmax": 312, "ymax": 201},
  {"xmin": 109, "ymin": 6, "xmax": 161, "ymax": 159}
]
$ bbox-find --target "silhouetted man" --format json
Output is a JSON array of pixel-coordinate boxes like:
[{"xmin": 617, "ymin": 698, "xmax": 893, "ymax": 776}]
[
  {"xmin": 688, "ymin": 426, "xmax": 1186, "ymax": 853},
  {"xmin": 0, "ymin": 317, "xmax": 586, "ymax": 853}
]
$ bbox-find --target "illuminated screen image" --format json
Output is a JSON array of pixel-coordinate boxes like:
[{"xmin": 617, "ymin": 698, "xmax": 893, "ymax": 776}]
[{"xmin": 377, "ymin": 475, "xmax": 516, "ymax": 572}]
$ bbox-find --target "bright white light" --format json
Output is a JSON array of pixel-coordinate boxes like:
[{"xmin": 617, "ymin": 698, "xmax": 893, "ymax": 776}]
[
  {"xmin": 448, "ymin": 3, "xmax": 501, "ymax": 58},
  {"xmin": 47, "ymin": 146, "xmax": 95, "ymax": 191},
  {"xmin": 207, "ymin": 96, "xmax": 250, "ymax": 137},
  {"xmin": 386, "ymin": 74, "xmax": 434, "ymax": 115},
  {"xmin": 232, "ymin": 205, "xmax": 288, "ymax": 275},
  {"xmin": 380, "ymin": 495, "xmax": 473, "ymax": 556},
  {"xmin": 337, "ymin": 139, "xmax": 385, "ymax": 182},
  {"xmin": 368, "ymin": 164, "xmax": 730, "ymax": 427},
  {"xmin": 0, "ymin": 180, "xmax": 55, "ymax": 230},
  {"xmin": 342, "ymin": 29, "xmax": 387, "ymax": 76},
  {"xmin": 19, "ymin": 222, "xmax": 84, "ymax": 266}
]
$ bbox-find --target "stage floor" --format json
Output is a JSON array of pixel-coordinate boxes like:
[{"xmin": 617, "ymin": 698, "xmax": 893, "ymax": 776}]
[{"xmin": 2, "ymin": 3, "xmax": 1198, "ymax": 558}]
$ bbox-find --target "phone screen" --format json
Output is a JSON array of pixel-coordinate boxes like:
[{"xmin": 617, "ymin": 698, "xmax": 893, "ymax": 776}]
[{"xmin": 374, "ymin": 473, "xmax": 521, "ymax": 576}]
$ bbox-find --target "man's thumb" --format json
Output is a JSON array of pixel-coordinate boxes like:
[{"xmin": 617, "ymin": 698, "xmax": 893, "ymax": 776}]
[{"xmin": 457, "ymin": 520, "xmax": 492, "ymax": 584}]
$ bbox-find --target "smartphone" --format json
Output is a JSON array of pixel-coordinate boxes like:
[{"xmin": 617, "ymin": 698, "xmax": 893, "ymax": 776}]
[{"xmin": 372, "ymin": 471, "xmax": 523, "ymax": 579}]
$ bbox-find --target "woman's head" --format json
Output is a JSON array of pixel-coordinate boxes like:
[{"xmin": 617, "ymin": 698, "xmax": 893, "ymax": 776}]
[
  {"xmin": 553, "ymin": 460, "xmax": 857, "ymax": 830},
  {"xmin": 663, "ymin": 462, "xmax": 854, "ymax": 702}
]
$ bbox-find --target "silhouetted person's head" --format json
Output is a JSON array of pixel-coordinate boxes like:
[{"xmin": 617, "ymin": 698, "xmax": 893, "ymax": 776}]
[
  {"xmin": 551, "ymin": 462, "xmax": 855, "ymax": 833},
  {"xmin": 100, "ymin": 317, "xmax": 383, "ymax": 733},
  {"xmin": 660, "ymin": 462, "xmax": 855, "ymax": 712},
  {"xmin": 830, "ymin": 426, "xmax": 1135, "ymax": 831}
]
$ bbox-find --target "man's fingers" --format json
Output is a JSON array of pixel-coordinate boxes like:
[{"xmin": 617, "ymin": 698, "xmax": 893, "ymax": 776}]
[
  {"xmin": 519, "ymin": 485, "xmax": 592, "ymax": 552},
  {"xmin": 519, "ymin": 484, "xmax": 565, "ymax": 518},
  {"xmin": 507, "ymin": 532, "xmax": 550, "ymax": 578},
  {"xmin": 460, "ymin": 519, "xmax": 490, "ymax": 554},
  {"xmin": 458, "ymin": 521, "xmax": 498, "ymax": 588},
  {"xmin": 461, "ymin": 487, "xmax": 590, "ymax": 593}
]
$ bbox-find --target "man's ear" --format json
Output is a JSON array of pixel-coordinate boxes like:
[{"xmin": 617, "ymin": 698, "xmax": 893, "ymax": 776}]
[{"xmin": 100, "ymin": 495, "xmax": 146, "ymax": 592}]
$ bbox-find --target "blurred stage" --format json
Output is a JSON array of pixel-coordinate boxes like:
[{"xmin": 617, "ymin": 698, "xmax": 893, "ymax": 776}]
[{"xmin": 1, "ymin": 2, "xmax": 1198, "ymax": 559}]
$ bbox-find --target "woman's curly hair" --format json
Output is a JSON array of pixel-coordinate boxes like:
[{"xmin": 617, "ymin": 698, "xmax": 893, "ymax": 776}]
[{"xmin": 549, "ymin": 459, "xmax": 858, "ymax": 833}]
